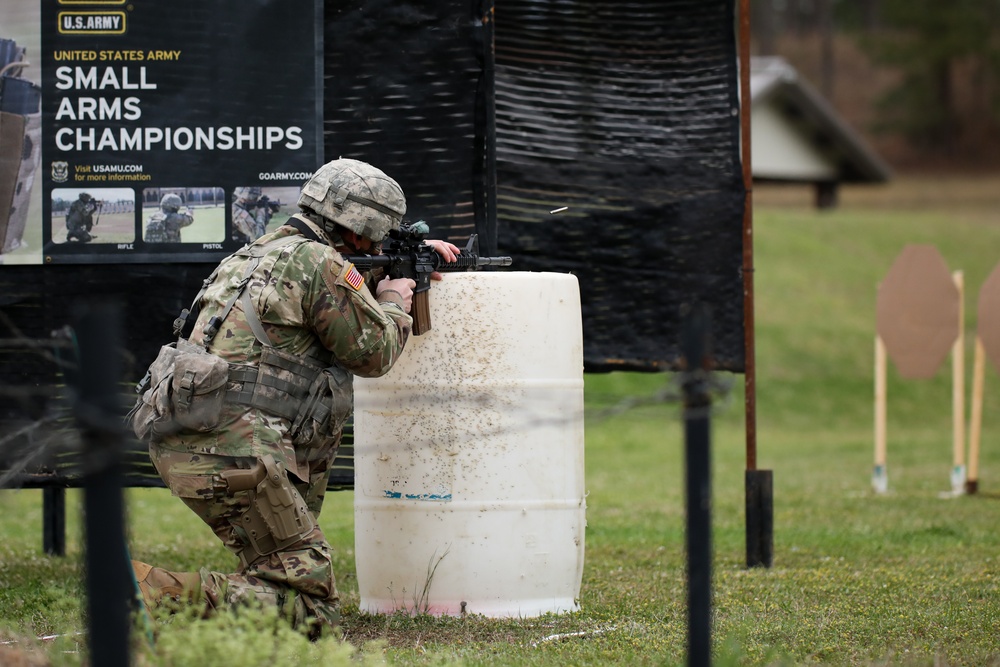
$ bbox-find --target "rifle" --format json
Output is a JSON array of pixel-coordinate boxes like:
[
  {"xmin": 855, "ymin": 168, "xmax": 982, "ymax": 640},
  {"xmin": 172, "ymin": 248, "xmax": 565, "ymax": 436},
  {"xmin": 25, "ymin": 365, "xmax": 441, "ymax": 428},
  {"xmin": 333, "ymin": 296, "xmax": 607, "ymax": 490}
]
[
  {"xmin": 259, "ymin": 196, "xmax": 281, "ymax": 213},
  {"xmin": 344, "ymin": 221, "xmax": 512, "ymax": 335},
  {"xmin": 89, "ymin": 200, "xmax": 104, "ymax": 228},
  {"xmin": 236, "ymin": 198, "xmax": 279, "ymax": 214}
]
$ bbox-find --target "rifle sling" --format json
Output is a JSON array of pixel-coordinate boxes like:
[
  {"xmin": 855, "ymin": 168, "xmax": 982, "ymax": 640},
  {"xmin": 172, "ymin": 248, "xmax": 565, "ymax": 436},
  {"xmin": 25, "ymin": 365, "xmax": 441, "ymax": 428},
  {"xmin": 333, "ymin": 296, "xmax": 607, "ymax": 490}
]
[{"xmin": 282, "ymin": 215, "xmax": 326, "ymax": 244}]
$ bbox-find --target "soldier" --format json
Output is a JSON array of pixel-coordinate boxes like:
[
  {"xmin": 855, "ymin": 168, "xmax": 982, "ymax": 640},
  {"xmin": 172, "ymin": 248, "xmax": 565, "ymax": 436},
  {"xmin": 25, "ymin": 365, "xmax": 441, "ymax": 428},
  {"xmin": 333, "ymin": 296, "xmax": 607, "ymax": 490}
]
[
  {"xmin": 145, "ymin": 193, "xmax": 194, "ymax": 243},
  {"xmin": 131, "ymin": 158, "xmax": 460, "ymax": 635},
  {"xmin": 65, "ymin": 192, "xmax": 99, "ymax": 243},
  {"xmin": 253, "ymin": 194, "xmax": 280, "ymax": 238},
  {"xmin": 232, "ymin": 186, "xmax": 262, "ymax": 244}
]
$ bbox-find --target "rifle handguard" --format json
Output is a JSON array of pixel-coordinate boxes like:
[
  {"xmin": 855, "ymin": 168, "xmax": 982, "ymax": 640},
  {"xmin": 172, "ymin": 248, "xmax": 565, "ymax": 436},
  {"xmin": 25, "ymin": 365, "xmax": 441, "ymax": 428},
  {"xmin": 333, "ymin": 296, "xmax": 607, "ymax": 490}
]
[{"xmin": 344, "ymin": 228, "xmax": 512, "ymax": 338}]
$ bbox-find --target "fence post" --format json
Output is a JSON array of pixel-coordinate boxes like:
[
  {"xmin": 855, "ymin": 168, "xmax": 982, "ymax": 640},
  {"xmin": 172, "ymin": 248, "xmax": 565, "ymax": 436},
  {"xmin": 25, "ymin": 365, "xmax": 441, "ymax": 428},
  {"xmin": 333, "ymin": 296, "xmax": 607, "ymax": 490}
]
[
  {"xmin": 682, "ymin": 303, "xmax": 712, "ymax": 667},
  {"xmin": 42, "ymin": 487, "xmax": 66, "ymax": 556},
  {"xmin": 71, "ymin": 300, "xmax": 130, "ymax": 667}
]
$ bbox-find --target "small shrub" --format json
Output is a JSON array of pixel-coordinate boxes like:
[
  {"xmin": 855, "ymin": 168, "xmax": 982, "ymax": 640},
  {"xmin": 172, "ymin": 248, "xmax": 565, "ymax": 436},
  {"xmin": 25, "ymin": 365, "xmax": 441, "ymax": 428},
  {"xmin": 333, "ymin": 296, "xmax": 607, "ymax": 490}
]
[{"xmin": 133, "ymin": 603, "xmax": 383, "ymax": 667}]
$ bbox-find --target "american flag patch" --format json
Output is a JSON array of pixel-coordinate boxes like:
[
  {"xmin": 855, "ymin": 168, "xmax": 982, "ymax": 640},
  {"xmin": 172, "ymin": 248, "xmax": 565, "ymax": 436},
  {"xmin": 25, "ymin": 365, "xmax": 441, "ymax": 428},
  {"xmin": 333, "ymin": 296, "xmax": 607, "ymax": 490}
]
[{"xmin": 344, "ymin": 264, "xmax": 365, "ymax": 291}]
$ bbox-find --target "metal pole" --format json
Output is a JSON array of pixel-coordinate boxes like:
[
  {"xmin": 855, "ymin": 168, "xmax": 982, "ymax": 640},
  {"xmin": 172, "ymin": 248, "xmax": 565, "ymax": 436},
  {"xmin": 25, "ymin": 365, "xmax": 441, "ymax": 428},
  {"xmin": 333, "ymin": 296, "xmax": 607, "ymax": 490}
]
[
  {"xmin": 682, "ymin": 304, "xmax": 712, "ymax": 667},
  {"xmin": 42, "ymin": 487, "xmax": 66, "ymax": 556},
  {"xmin": 73, "ymin": 301, "xmax": 131, "ymax": 667},
  {"xmin": 739, "ymin": 0, "xmax": 774, "ymax": 570}
]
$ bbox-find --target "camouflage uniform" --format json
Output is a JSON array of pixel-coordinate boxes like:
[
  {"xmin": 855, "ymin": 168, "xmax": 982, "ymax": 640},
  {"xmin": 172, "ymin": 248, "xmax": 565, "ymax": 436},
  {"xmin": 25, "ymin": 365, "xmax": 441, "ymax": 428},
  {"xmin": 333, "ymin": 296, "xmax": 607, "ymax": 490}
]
[
  {"xmin": 232, "ymin": 204, "xmax": 258, "ymax": 244},
  {"xmin": 253, "ymin": 195, "xmax": 278, "ymax": 238},
  {"xmin": 146, "ymin": 210, "xmax": 194, "ymax": 243},
  {"xmin": 146, "ymin": 193, "xmax": 193, "ymax": 243},
  {"xmin": 232, "ymin": 187, "xmax": 262, "ymax": 244},
  {"xmin": 65, "ymin": 194, "xmax": 97, "ymax": 242},
  {"xmin": 162, "ymin": 210, "xmax": 194, "ymax": 242},
  {"xmin": 148, "ymin": 212, "xmax": 412, "ymax": 631}
]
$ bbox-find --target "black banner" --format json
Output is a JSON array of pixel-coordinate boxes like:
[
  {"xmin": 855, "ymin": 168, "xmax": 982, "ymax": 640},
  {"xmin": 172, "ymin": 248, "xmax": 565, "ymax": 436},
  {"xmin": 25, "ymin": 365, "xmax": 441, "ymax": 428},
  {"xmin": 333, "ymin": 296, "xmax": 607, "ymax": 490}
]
[{"xmin": 1, "ymin": 0, "xmax": 323, "ymax": 265}]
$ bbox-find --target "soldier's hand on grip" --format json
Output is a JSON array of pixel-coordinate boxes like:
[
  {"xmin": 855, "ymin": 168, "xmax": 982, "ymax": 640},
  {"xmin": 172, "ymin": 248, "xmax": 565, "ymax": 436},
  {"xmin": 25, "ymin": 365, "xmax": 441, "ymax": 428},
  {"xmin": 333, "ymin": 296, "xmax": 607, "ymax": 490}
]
[{"xmin": 376, "ymin": 277, "xmax": 417, "ymax": 313}]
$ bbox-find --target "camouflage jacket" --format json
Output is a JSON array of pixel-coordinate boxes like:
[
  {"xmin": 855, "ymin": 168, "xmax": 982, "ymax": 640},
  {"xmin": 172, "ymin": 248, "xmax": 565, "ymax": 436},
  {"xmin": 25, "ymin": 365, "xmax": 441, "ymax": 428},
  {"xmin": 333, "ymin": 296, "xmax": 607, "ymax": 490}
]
[
  {"xmin": 163, "ymin": 211, "xmax": 193, "ymax": 242},
  {"xmin": 232, "ymin": 204, "xmax": 259, "ymax": 242},
  {"xmin": 66, "ymin": 200, "xmax": 95, "ymax": 229},
  {"xmin": 156, "ymin": 214, "xmax": 412, "ymax": 481},
  {"xmin": 146, "ymin": 210, "xmax": 192, "ymax": 242}
]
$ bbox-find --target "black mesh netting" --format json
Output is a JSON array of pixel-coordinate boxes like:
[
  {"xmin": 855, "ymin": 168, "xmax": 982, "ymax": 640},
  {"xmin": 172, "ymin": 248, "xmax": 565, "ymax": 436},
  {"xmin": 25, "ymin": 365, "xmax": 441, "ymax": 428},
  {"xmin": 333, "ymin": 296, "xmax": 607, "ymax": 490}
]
[
  {"xmin": 322, "ymin": 0, "xmax": 496, "ymax": 248},
  {"xmin": 494, "ymin": 0, "xmax": 745, "ymax": 372},
  {"xmin": 1, "ymin": 0, "xmax": 745, "ymax": 482}
]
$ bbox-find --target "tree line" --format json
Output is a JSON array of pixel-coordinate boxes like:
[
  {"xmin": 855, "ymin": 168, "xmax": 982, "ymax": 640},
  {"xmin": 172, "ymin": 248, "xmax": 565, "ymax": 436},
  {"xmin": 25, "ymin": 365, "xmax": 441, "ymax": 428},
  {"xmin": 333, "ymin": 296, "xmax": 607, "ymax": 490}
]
[{"xmin": 752, "ymin": 0, "xmax": 1000, "ymax": 162}]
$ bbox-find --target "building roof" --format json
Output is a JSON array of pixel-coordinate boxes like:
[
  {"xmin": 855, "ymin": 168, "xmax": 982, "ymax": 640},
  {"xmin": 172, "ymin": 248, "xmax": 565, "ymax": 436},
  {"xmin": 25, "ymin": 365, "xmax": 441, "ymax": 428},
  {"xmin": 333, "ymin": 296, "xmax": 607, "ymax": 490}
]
[{"xmin": 749, "ymin": 56, "xmax": 891, "ymax": 184}]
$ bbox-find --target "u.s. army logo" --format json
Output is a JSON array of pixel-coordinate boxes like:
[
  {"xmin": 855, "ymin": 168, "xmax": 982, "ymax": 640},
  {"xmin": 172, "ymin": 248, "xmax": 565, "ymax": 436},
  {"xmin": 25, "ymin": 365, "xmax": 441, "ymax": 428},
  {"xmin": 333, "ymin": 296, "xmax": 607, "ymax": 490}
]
[{"xmin": 51, "ymin": 161, "xmax": 69, "ymax": 183}]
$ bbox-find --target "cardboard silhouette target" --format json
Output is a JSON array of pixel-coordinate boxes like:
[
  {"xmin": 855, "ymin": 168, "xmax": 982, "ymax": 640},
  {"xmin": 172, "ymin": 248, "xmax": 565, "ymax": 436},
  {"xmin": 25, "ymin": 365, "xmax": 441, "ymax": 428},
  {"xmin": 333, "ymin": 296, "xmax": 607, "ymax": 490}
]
[
  {"xmin": 873, "ymin": 245, "xmax": 963, "ymax": 494},
  {"xmin": 966, "ymin": 263, "xmax": 1000, "ymax": 493},
  {"xmin": 876, "ymin": 246, "xmax": 960, "ymax": 379}
]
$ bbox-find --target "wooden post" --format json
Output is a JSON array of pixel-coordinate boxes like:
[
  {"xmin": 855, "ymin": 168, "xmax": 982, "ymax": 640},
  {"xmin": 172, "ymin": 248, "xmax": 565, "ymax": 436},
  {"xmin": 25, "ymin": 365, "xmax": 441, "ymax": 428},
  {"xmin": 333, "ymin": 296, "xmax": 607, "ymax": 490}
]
[
  {"xmin": 967, "ymin": 336, "xmax": 986, "ymax": 494},
  {"xmin": 873, "ymin": 335, "xmax": 888, "ymax": 493},
  {"xmin": 951, "ymin": 271, "xmax": 966, "ymax": 494},
  {"xmin": 739, "ymin": 0, "xmax": 772, "ymax": 570}
]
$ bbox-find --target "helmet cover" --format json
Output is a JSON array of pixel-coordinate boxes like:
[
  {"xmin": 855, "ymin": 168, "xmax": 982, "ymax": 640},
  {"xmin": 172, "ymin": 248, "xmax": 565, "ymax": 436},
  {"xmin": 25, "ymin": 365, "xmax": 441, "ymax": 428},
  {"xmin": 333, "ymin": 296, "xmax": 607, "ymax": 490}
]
[
  {"xmin": 297, "ymin": 158, "xmax": 405, "ymax": 242},
  {"xmin": 160, "ymin": 193, "xmax": 183, "ymax": 212}
]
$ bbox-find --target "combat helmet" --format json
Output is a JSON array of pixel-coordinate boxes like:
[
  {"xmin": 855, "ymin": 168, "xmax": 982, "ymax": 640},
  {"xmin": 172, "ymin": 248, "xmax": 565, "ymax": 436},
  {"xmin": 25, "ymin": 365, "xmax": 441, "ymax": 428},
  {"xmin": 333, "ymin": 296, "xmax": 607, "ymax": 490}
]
[
  {"xmin": 297, "ymin": 158, "xmax": 405, "ymax": 242},
  {"xmin": 233, "ymin": 186, "xmax": 261, "ymax": 206},
  {"xmin": 79, "ymin": 192, "xmax": 92, "ymax": 202},
  {"xmin": 160, "ymin": 193, "xmax": 183, "ymax": 212}
]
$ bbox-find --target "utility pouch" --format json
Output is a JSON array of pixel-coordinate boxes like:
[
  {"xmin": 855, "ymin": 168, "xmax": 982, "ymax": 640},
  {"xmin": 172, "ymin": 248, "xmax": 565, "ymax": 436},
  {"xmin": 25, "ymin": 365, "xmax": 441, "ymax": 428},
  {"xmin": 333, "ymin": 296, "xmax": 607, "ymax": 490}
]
[
  {"xmin": 128, "ymin": 342, "xmax": 183, "ymax": 441},
  {"xmin": 290, "ymin": 364, "xmax": 353, "ymax": 450},
  {"xmin": 170, "ymin": 338, "xmax": 229, "ymax": 432},
  {"xmin": 128, "ymin": 339, "xmax": 230, "ymax": 441}
]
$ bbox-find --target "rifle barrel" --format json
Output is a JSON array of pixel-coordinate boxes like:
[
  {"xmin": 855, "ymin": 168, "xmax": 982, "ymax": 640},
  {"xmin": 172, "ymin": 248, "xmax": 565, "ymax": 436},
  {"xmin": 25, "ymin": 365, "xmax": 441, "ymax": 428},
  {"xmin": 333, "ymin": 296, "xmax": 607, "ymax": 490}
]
[
  {"xmin": 442, "ymin": 255, "xmax": 512, "ymax": 270},
  {"xmin": 345, "ymin": 251, "xmax": 511, "ymax": 272}
]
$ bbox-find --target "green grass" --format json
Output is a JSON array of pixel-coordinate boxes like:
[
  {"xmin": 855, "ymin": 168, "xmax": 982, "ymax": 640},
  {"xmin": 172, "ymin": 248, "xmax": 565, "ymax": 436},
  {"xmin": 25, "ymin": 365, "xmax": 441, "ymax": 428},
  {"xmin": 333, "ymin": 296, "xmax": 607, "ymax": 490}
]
[
  {"xmin": 180, "ymin": 204, "xmax": 227, "ymax": 243},
  {"xmin": 3, "ymin": 177, "xmax": 1000, "ymax": 664},
  {"xmin": 141, "ymin": 204, "xmax": 227, "ymax": 244}
]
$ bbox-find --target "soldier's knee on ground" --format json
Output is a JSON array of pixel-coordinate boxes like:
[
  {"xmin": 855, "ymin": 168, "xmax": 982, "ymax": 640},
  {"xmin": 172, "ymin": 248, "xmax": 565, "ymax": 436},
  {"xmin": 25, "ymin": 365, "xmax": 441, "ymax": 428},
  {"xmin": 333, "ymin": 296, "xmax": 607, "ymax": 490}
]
[{"xmin": 211, "ymin": 574, "xmax": 337, "ymax": 634}]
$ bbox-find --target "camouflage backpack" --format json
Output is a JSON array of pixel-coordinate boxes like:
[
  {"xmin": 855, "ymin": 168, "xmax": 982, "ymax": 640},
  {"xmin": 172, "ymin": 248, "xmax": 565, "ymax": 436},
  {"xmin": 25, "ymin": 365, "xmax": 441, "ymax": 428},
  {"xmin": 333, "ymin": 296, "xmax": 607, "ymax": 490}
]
[{"xmin": 145, "ymin": 211, "xmax": 167, "ymax": 243}]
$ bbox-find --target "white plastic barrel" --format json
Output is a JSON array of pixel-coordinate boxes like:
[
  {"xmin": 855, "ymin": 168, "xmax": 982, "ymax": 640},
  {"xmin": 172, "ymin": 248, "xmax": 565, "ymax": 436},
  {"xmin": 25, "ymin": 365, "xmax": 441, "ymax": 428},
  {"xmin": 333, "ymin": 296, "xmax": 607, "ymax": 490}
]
[{"xmin": 353, "ymin": 271, "xmax": 585, "ymax": 617}]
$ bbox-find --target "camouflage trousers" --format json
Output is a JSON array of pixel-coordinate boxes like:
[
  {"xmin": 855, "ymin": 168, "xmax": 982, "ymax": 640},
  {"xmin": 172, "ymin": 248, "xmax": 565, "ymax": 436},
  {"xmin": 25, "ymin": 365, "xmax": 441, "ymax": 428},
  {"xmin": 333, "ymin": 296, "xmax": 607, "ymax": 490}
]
[{"xmin": 148, "ymin": 445, "xmax": 340, "ymax": 632}]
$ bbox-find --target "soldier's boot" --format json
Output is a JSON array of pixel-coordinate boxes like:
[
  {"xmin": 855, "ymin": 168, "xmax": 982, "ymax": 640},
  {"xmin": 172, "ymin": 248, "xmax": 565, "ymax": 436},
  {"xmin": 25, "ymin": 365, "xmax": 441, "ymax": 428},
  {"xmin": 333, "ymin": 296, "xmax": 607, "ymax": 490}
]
[{"xmin": 131, "ymin": 560, "xmax": 203, "ymax": 613}]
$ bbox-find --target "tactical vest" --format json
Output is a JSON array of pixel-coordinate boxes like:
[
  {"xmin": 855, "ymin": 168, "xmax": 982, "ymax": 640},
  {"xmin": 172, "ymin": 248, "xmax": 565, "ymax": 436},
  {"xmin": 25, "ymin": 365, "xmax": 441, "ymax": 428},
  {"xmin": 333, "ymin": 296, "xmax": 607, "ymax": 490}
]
[
  {"xmin": 145, "ymin": 211, "xmax": 167, "ymax": 243},
  {"xmin": 176, "ymin": 231, "xmax": 352, "ymax": 448}
]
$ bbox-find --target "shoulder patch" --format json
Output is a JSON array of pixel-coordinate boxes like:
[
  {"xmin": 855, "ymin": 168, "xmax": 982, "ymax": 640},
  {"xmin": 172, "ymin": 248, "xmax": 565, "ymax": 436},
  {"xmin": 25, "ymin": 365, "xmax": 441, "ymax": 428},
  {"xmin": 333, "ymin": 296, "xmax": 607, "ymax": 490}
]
[{"xmin": 344, "ymin": 263, "xmax": 365, "ymax": 291}]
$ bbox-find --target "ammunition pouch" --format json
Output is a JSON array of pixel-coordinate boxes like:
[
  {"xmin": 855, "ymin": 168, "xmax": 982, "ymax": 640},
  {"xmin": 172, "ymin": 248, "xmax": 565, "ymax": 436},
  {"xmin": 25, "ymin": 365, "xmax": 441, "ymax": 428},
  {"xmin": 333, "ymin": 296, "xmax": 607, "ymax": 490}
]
[
  {"xmin": 226, "ymin": 346, "xmax": 352, "ymax": 450},
  {"xmin": 290, "ymin": 364, "xmax": 353, "ymax": 450}
]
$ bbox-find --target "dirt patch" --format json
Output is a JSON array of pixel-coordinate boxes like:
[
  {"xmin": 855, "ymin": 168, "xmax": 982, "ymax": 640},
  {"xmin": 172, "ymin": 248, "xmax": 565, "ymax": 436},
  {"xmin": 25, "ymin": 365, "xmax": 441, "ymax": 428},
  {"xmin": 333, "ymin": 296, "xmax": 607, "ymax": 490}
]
[
  {"xmin": 0, "ymin": 644, "xmax": 50, "ymax": 666},
  {"xmin": 49, "ymin": 211, "xmax": 135, "ymax": 245}
]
